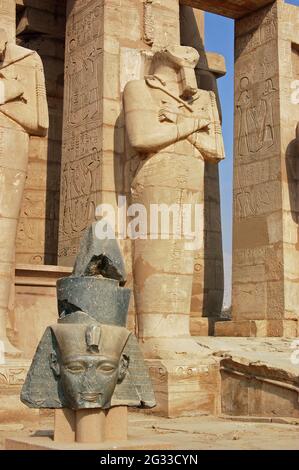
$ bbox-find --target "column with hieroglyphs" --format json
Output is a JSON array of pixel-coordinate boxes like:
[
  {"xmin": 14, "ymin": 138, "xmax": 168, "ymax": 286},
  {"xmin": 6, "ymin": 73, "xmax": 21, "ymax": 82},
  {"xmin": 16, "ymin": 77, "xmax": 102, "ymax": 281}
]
[
  {"xmin": 216, "ymin": 0, "xmax": 299, "ymax": 337},
  {"xmin": 58, "ymin": 0, "xmax": 182, "ymax": 334}
]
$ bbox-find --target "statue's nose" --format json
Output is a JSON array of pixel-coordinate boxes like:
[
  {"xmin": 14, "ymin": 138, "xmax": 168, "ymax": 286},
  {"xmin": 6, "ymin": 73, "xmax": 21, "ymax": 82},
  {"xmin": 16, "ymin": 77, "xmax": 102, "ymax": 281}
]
[{"xmin": 82, "ymin": 366, "xmax": 99, "ymax": 388}]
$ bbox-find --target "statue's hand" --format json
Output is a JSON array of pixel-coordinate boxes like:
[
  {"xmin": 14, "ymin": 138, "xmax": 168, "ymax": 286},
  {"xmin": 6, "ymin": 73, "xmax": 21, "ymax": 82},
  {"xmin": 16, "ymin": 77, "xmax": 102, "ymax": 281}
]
[{"xmin": 158, "ymin": 104, "xmax": 180, "ymax": 123}]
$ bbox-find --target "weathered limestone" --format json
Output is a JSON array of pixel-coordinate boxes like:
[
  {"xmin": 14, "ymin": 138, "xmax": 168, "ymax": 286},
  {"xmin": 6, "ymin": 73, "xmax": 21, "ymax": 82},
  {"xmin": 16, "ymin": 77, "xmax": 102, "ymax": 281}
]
[
  {"xmin": 216, "ymin": 0, "xmax": 299, "ymax": 338},
  {"xmin": 0, "ymin": 1, "xmax": 49, "ymax": 357},
  {"xmin": 179, "ymin": 0, "xmax": 275, "ymax": 19}
]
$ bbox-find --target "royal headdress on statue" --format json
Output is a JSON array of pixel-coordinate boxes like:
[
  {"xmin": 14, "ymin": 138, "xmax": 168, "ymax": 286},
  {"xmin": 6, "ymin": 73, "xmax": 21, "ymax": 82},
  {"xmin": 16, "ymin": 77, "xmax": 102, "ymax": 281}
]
[{"xmin": 21, "ymin": 223, "xmax": 156, "ymax": 411}]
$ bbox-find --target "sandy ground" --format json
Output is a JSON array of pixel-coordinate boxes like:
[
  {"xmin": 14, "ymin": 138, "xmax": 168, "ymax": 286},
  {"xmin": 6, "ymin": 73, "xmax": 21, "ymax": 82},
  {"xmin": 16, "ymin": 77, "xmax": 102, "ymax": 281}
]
[{"xmin": 0, "ymin": 413, "xmax": 298, "ymax": 450}]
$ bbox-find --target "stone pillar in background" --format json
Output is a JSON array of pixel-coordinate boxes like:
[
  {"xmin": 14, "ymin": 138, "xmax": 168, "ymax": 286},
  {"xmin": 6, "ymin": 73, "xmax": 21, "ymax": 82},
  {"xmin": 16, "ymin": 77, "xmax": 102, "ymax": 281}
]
[
  {"xmin": 216, "ymin": 0, "xmax": 299, "ymax": 338},
  {"xmin": 180, "ymin": 5, "xmax": 226, "ymax": 336},
  {"xmin": 16, "ymin": 1, "xmax": 66, "ymax": 265}
]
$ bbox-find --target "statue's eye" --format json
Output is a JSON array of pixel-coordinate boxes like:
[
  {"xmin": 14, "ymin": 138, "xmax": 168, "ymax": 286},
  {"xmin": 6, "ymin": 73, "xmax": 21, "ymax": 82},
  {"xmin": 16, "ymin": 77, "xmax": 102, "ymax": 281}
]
[
  {"xmin": 98, "ymin": 364, "xmax": 116, "ymax": 373},
  {"xmin": 65, "ymin": 363, "xmax": 85, "ymax": 374}
]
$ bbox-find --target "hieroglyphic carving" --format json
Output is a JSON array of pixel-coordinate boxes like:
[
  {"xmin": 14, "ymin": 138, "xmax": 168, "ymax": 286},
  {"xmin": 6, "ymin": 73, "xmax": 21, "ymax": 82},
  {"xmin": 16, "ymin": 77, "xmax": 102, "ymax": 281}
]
[
  {"xmin": 60, "ymin": 145, "xmax": 102, "ymax": 237},
  {"xmin": 235, "ymin": 2, "xmax": 277, "ymax": 57},
  {"xmin": 59, "ymin": 0, "xmax": 104, "ymax": 262},
  {"xmin": 235, "ymin": 182, "xmax": 280, "ymax": 219},
  {"xmin": 234, "ymin": 158, "xmax": 280, "ymax": 190},
  {"xmin": 0, "ymin": 365, "xmax": 29, "ymax": 386},
  {"xmin": 236, "ymin": 76, "xmax": 277, "ymax": 158},
  {"xmin": 143, "ymin": 0, "xmax": 154, "ymax": 46}
]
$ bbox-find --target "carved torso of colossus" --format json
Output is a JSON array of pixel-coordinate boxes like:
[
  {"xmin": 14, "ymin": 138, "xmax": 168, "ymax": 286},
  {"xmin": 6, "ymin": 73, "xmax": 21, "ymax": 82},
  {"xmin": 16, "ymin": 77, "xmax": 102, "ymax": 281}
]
[
  {"xmin": 124, "ymin": 46, "xmax": 225, "ymax": 357},
  {"xmin": 0, "ymin": 29, "xmax": 48, "ymax": 356}
]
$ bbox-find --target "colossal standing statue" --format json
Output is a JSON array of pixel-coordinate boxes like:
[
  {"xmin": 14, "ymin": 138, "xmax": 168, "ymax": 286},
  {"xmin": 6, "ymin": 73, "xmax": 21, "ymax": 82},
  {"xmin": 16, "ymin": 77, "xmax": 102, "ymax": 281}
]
[
  {"xmin": 124, "ymin": 46, "xmax": 225, "ymax": 359},
  {"xmin": 0, "ymin": 27, "xmax": 48, "ymax": 356}
]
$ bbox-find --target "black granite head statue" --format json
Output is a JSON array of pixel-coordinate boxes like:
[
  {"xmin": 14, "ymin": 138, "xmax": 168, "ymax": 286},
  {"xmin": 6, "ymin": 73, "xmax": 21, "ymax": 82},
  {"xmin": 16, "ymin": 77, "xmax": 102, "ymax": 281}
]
[{"xmin": 21, "ymin": 224, "xmax": 156, "ymax": 411}]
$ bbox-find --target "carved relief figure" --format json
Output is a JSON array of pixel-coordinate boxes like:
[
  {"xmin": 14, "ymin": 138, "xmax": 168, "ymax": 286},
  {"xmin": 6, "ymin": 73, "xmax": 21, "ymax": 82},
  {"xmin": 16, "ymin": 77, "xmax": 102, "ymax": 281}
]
[
  {"xmin": 0, "ymin": 29, "xmax": 48, "ymax": 356},
  {"xmin": 237, "ymin": 77, "xmax": 251, "ymax": 156},
  {"xmin": 61, "ymin": 149, "xmax": 101, "ymax": 237},
  {"xmin": 259, "ymin": 78, "xmax": 276, "ymax": 150},
  {"xmin": 124, "ymin": 46, "xmax": 224, "ymax": 355},
  {"xmin": 237, "ymin": 76, "xmax": 277, "ymax": 158}
]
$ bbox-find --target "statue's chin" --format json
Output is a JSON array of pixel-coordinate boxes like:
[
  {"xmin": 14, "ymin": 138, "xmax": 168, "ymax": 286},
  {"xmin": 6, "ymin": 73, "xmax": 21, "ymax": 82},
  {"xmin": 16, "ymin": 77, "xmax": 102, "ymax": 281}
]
[{"xmin": 80, "ymin": 392, "xmax": 102, "ymax": 404}]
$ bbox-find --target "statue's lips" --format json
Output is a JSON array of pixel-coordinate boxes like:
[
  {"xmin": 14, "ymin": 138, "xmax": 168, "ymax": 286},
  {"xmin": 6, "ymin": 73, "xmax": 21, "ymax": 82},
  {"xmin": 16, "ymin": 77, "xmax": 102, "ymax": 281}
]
[{"xmin": 81, "ymin": 392, "xmax": 102, "ymax": 403}]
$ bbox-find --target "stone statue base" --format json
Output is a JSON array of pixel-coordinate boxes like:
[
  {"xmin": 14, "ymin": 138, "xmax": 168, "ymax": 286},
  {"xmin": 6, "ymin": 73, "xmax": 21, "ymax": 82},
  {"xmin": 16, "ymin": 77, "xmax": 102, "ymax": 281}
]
[
  {"xmin": 53, "ymin": 407, "xmax": 128, "ymax": 444},
  {"xmin": 5, "ymin": 407, "xmax": 173, "ymax": 450}
]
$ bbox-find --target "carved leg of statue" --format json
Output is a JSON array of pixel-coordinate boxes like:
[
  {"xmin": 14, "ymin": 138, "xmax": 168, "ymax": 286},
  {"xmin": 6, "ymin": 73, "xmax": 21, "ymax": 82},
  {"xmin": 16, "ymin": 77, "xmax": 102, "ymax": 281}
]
[
  {"xmin": 132, "ymin": 153, "xmax": 205, "ymax": 359},
  {"xmin": 0, "ymin": 126, "xmax": 29, "ymax": 358}
]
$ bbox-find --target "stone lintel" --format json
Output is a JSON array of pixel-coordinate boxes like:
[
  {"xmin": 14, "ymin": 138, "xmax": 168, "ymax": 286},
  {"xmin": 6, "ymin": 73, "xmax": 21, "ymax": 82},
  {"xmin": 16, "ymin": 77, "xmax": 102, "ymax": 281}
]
[
  {"xmin": 179, "ymin": 0, "xmax": 275, "ymax": 19},
  {"xmin": 198, "ymin": 52, "xmax": 226, "ymax": 77}
]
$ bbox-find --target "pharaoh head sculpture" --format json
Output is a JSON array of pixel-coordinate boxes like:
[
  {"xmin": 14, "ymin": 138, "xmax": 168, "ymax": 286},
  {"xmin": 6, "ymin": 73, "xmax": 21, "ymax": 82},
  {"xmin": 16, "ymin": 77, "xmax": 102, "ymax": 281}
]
[
  {"xmin": 21, "ymin": 224, "xmax": 156, "ymax": 411},
  {"xmin": 49, "ymin": 322, "xmax": 130, "ymax": 409}
]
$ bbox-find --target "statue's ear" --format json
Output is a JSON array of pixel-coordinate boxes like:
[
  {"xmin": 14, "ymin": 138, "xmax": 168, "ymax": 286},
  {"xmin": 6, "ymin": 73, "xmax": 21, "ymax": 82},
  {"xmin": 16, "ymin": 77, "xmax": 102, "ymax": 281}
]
[
  {"xmin": 118, "ymin": 354, "xmax": 129, "ymax": 384},
  {"xmin": 50, "ymin": 351, "xmax": 60, "ymax": 377}
]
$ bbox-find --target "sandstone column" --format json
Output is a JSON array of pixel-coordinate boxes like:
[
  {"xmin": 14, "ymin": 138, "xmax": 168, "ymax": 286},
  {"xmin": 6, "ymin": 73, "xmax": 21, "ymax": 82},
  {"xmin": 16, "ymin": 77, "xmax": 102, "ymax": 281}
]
[{"xmin": 216, "ymin": 0, "xmax": 299, "ymax": 338}]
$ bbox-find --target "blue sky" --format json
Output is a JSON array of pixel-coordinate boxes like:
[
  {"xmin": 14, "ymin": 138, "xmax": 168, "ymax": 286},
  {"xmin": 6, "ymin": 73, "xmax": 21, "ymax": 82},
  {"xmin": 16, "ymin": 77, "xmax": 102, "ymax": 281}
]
[{"xmin": 205, "ymin": 0, "xmax": 299, "ymax": 305}]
